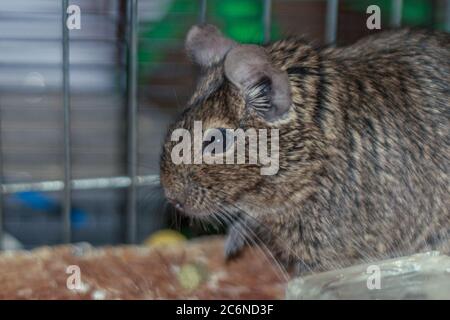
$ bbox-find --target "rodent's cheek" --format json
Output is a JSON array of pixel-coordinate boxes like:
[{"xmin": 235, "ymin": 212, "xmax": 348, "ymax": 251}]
[
  {"xmin": 160, "ymin": 174, "xmax": 186, "ymax": 206},
  {"xmin": 159, "ymin": 172, "xmax": 174, "ymax": 197},
  {"xmin": 182, "ymin": 204, "xmax": 214, "ymax": 217}
]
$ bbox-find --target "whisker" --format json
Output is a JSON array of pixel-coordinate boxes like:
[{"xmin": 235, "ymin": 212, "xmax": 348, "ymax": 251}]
[
  {"xmin": 214, "ymin": 204, "xmax": 290, "ymax": 282},
  {"xmin": 226, "ymin": 201, "xmax": 315, "ymax": 275}
]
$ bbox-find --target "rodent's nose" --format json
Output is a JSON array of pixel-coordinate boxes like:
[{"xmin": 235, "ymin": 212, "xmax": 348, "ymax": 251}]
[
  {"xmin": 167, "ymin": 197, "xmax": 184, "ymax": 212},
  {"xmin": 174, "ymin": 202, "xmax": 184, "ymax": 212}
]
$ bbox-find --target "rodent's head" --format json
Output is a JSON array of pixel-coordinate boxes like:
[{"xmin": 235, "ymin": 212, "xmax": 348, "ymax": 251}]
[{"xmin": 160, "ymin": 24, "xmax": 322, "ymax": 219}]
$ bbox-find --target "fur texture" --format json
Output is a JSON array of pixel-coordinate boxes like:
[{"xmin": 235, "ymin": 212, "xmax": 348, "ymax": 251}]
[{"xmin": 160, "ymin": 27, "xmax": 450, "ymax": 274}]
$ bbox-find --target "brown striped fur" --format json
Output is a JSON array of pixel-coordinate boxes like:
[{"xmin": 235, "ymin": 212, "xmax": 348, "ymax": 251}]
[{"xmin": 160, "ymin": 28, "xmax": 450, "ymax": 273}]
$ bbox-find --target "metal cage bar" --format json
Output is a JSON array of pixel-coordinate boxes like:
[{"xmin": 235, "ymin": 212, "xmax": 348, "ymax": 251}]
[
  {"xmin": 126, "ymin": 0, "xmax": 139, "ymax": 244},
  {"xmin": 1, "ymin": 175, "xmax": 159, "ymax": 194},
  {"xmin": 391, "ymin": 0, "xmax": 403, "ymax": 28},
  {"xmin": 325, "ymin": 0, "xmax": 339, "ymax": 45},
  {"xmin": 446, "ymin": 0, "xmax": 450, "ymax": 32},
  {"xmin": 199, "ymin": 0, "xmax": 207, "ymax": 24},
  {"xmin": 263, "ymin": 0, "xmax": 272, "ymax": 44},
  {"xmin": 0, "ymin": 114, "xmax": 3, "ymax": 250},
  {"xmin": 62, "ymin": 0, "xmax": 72, "ymax": 244}
]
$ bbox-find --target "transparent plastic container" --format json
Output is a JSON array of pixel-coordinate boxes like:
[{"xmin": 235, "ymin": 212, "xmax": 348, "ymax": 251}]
[{"xmin": 286, "ymin": 252, "xmax": 450, "ymax": 299}]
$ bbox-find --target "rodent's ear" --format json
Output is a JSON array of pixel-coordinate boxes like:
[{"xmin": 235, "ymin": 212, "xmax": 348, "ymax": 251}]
[
  {"xmin": 185, "ymin": 24, "xmax": 237, "ymax": 68},
  {"xmin": 224, "ymin": 45, "xmax": 292, "ymax": 121}
]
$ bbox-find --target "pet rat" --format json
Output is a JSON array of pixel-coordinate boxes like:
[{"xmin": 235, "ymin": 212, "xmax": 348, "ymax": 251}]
[{"xmin": 160, "ymin": 24, "xmax": 450, "ymax": 274}]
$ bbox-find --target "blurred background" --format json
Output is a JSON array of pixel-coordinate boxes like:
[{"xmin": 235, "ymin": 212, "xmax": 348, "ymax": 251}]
[{"xmin": 0, "ymin": 0, "xmax": 449, "ymax": 250}]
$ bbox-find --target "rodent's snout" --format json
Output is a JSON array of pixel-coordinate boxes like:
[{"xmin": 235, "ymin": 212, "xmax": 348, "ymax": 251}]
[
  {"xmin": 160, "ymin": 170, "xmax": 186, "ymax": 213},
  {"xmin": 162, "ymin": 181, "xmax": 213, "ymax": 217},
  {"xmin": 166, "ymin": 197, "xmax": 184, "ymax": 213}
]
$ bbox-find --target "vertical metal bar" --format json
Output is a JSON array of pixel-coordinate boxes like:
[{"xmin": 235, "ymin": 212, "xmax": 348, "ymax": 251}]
[
  {"xmin": 199, "ymin": 0, "xmax": 207, "ymax": 24},
  {"xmin": 446, "ymin": 0, "xmax": 450, "ymax": 32},
  {"xmin": 263, "ymin": 0, "xmax": 272, "ymax": 44},
  {"xmin": 430, "ymin": 0, "xmax": 437, "ymax": 29},
  {"xmin": 126, "ymin": 0, "xmax": 138, "ymax": 244},
  {"xmin": 0, "ymin": 114, "xmax": 3, "ymax": 250},
  {"xmin": 325, "ymin": 0, "xmax": 339, "ymax": 45},
  {"xmin": 62, "ymin": 0, "xmax": 72, "ymax": 243},
  {"xmin": 390, "ymin": 0, "xmax": 403, "ymax": 28}
]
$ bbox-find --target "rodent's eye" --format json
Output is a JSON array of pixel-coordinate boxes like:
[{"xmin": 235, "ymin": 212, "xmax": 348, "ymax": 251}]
[{"xmin": 203, "ymin": 128, "xmax": 234, "ymax": 156}]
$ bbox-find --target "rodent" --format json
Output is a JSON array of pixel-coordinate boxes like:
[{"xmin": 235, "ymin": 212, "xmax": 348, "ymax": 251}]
[{"xmin": 159, "ymin": 24, "xmax": 450, "ymax": 274}]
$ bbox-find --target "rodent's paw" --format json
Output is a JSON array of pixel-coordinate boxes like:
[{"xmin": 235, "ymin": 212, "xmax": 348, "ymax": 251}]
[{"xmin": 224, "ymin": 225, "xmax": 247, "ymax": 261}]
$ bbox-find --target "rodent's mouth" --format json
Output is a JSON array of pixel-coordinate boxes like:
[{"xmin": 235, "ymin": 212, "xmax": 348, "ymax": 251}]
[
  {"xmin": 173, "ymin": 203, "xmax": 215, "ymax": 218},
  {"xmin": 184, "ymin": 208, "xmax": 209, "ymax": 216}
]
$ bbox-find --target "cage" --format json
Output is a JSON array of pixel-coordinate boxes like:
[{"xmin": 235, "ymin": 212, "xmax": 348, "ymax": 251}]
[
  {"xmin": 1, "ymin": 0, "xmax": 448, "ymax": 249},
  {"xmin": 0, "ymin": 0, "xmax": 449, "ymax": 300}
]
